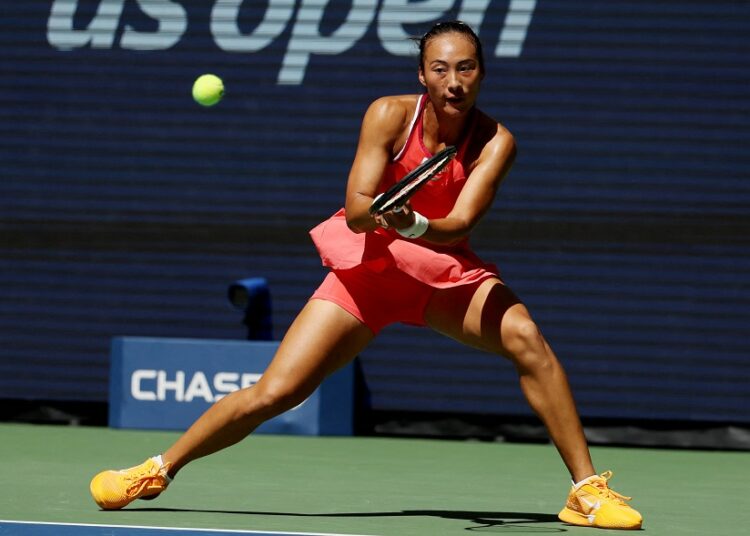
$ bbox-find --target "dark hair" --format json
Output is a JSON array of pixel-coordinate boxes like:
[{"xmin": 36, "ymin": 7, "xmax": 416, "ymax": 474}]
[{"xmin": 417, "ymin": 21, "xmax": 484, "ymax": 74}]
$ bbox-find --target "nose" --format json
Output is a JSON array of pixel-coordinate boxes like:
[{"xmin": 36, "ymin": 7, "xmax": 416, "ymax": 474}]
[{"xmin": 447, "ymin": 70, "xmax": 462, "ymax": 93}]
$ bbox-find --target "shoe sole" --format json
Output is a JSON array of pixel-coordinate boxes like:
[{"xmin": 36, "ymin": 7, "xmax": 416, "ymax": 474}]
[{"xmin": 558, "ymin": 507, "xmax": 642, "ymax": 530}]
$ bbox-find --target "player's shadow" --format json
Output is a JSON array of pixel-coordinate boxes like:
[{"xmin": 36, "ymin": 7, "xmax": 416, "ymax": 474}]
[{"xmin": 125, "ymin": 507, "xmax": 567, "ymax": 532}]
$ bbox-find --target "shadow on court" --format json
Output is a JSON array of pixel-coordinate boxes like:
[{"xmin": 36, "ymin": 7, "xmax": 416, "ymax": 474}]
[{"xmin": 121, "ymin": 507, "xmax": 568, "ymax": 532}]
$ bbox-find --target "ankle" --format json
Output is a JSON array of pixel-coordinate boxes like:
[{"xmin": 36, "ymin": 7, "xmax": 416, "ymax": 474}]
[{"xmin": 151, "ymin": 455, "xmax": 174, "ymax": 482}]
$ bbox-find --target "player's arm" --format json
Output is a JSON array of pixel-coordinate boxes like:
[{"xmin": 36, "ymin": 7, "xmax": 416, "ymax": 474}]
[
  {"xmin": 420, "ymin": 124, "xmax": 516, "ymax": 245},
  {"xmin": 345, "ymin": 97, "xmax": 410, "ymax": 233}
]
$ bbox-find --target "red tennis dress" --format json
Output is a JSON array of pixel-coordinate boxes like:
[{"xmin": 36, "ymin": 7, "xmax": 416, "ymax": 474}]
[{"xmin": 308, "ymin": 94, "xmax": 501, "ymax": 332}]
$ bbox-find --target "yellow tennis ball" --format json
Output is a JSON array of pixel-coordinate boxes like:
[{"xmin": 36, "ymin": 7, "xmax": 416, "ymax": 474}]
[{"xmin": 192, "ymin": 74, "xmax": 224, "ymax": 107}]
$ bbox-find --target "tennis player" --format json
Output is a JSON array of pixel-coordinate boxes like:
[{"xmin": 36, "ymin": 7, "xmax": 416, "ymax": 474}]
[{"xmin": 90, "ymin": 21, "xmax": 642, "ymax": 530}]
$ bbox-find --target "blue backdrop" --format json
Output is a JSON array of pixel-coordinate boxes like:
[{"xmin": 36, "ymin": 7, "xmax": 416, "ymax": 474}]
[{"xmin": 1, "ymin": 1, "xmax": 748, "ymax": 423}]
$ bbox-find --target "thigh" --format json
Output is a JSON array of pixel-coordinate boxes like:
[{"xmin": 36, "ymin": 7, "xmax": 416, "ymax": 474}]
[
  {"xmin": 424, "ymin": 277, "xmax": 527, "ymax": 356},
  {"xmin": 255, "ymin": 298, "xmax": 375, "ymax": 397}
]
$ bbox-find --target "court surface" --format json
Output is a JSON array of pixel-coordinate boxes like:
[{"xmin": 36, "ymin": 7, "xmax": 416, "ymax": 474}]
[{"xmin": 1, "ymin": 423, "xmax": 747, "ymax": 535}]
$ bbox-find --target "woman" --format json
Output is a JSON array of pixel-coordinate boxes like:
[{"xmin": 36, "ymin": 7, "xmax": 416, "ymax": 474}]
[{"xmin": 90, "ymin": 21, "xmax": 642, "ymax": 530}]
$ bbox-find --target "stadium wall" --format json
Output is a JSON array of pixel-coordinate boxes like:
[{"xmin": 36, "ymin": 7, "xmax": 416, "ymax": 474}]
[{"xmin": 1, "ymin": 1, "xmax": 748, "ymax": 431}]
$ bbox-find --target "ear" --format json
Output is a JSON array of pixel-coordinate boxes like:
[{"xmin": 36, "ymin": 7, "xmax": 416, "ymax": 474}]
[{"xmin": 418, "ymin": 68, "xmax": 427, "ymax": 87}]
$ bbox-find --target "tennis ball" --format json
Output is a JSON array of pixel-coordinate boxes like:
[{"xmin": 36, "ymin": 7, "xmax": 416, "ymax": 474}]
[{"xmin": 192, "ymin": 74, "xmax": 224, "ymax": 107}]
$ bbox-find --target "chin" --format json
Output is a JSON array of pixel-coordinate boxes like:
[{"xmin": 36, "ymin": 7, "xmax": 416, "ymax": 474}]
[{"xmin": 444, "ymin": 101, "xmax": 471, "ymax": 114}]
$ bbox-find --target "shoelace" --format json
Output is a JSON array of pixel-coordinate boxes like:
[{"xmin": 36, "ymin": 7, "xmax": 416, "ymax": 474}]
[
  {"xmin": 124, "ymin": 462, "xmax": 171, "ymax": 498},
  {"xmin": 590, "ymin": 471, "xmax": 632, "ymax": 504}
]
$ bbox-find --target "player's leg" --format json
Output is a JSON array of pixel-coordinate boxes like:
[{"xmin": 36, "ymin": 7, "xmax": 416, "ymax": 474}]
[
  {"xmin": 162, "ymin": 298, "xmax": 374, "ymax": 474},
  {"xmin": 424, "ymin": 278, "xmax": 641, "ymax": 529},
  {"xmin": 90, "ymin": 298, "xmax": 374, "ymax": 510},
  {"xmin": 424, "ymin": 278, "xmax": 594, "ymax": 481}
]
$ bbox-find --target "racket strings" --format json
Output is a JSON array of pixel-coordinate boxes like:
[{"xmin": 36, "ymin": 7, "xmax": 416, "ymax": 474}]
[{"xmin": 391, "ymin": 154, "xmax": 453, "ymax": 204}]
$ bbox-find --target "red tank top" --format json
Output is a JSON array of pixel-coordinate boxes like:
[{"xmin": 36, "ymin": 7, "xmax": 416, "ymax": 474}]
[{"xmin": 378, "ymin": 93, "xmax": 475, "ymax": 221}]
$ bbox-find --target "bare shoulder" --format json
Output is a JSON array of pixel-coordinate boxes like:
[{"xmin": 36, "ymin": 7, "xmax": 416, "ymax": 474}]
[
  {"xmin": 368, "ymin": 94, "xmax": 419, "ymax": 116},
  {"xmin": 365, "ymin": 95, "xmax": 418, "ymax": 130},
  {"xmin": 468, "ymin": 110, "xmax": 516, "ymax": 169},
  {"xmin": 362, "ymin": 94, "xmax": 420, "ymax": 154},
  {"xmin": 477, "ymin": 110, "xmax": 515, "ymax": 152}
]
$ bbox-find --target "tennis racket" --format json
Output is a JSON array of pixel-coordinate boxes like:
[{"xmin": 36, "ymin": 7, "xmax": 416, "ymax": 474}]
[{"xmin": 369, "ymin": 145, "xmax": 457, "ymax": 216}]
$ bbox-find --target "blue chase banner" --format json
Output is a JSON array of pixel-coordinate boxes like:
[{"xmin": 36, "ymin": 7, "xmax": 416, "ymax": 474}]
[{"xmin": 109, "ymin": 337, "xmax": 354, "ymax": 435}]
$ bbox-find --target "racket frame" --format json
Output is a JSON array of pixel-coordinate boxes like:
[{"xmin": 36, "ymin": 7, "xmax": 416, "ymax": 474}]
[{"xmin": 369, "ymin": 145, "xmax": 457, "ymax": 216}]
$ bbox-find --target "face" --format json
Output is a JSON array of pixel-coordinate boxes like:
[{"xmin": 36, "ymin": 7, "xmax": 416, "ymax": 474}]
[{"xmin": 418, "ymin": 32, "xmax": 484, "ymax": 115}]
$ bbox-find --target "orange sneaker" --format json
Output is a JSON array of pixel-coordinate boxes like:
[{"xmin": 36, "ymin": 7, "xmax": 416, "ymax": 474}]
[
  {"xmin": 558, "ymin": 471, "xmax": 642, "ymax": 530},
  {"xmin": 90, "ymin": 457, "xmax": 172, "ymax": 510}
]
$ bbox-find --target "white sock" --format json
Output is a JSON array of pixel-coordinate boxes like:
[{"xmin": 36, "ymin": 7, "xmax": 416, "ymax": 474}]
[{"xmin": 151, "ymin": 455, "xmax": 173, "ymax": 482}]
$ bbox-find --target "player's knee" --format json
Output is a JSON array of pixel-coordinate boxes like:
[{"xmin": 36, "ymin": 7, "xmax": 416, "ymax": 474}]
[
  {"xmin": 505, "ymin": 319, "xmax": 550, "ymax": 372},
  {"xmin": 251, "ymin": 381, "xmax": 307, "ymax": 419},
  {"xmin": 506, "ymin": 318, "xmax": 543, "ymax": 352}
]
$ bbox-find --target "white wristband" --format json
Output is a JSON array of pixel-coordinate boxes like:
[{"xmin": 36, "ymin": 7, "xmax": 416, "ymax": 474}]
[{"xmin": 397, "ymin": 211, "xmax": 429, "ymax": 239}]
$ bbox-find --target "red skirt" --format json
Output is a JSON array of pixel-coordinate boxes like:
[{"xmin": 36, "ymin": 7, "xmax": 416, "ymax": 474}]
[{"xmin": 309, "ymin": 209, "xmax": 500, "ymax": 288}]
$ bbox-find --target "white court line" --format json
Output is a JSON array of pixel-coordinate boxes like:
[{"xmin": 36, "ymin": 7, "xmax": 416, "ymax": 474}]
[{"xmin": 0, "ymin": 519, "xmax": 380, "ymax": 536}]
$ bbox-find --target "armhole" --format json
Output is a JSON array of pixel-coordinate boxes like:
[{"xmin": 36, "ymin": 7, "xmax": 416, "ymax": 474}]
[{"xmin": 392, "ymin": 94, "xmax": 427, "ymax": 162}]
